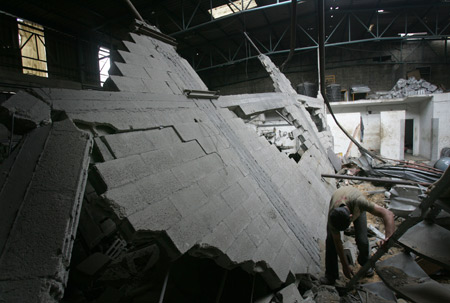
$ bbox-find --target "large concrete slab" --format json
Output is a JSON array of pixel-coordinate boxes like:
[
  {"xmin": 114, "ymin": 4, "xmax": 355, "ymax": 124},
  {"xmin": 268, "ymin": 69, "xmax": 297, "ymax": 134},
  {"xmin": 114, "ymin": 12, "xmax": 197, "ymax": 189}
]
[
  {"xmin": 0, "ymin": 119, "xmax": 92, "ymax": 302},
  {"xmin": 1, "ymin": 28, "xmax": 336, "ymax": 294}
]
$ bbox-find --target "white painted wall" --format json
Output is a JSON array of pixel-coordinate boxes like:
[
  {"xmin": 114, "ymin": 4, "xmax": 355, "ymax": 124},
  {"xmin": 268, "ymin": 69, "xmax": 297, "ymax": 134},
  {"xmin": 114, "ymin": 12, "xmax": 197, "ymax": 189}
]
[
  {"xmin": 327, "ymin": 112, "xmax": 361, "ymax": 157},
  {"xmin": 380, "ymin": 111, "xmax": 405, "ymax": 160},
  {"xmin": 419, "ymin": 99, "xmax": 434, "ymax": 159},
  {"xmin": 360, "ymin": 113, "xmax": 380, "ymax": 152},
  {"xmin": 431, "ymin": 93, "xmax": 450, "ymax": 160}
]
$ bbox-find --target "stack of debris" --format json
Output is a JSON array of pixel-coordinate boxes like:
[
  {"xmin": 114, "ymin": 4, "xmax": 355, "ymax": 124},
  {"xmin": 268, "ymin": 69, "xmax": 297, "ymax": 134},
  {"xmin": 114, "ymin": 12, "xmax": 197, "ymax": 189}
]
[{"xmin": 372, "ymin": 77, "xmax": 443, "ymax": 99}]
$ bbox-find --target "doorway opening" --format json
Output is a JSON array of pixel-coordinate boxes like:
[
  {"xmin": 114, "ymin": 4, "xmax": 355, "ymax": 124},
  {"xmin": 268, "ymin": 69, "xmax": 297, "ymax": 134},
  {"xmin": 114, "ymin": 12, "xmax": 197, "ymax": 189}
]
[{"xmin": 404, "ymin": 119, "xmax": 414, "ymax": 155}]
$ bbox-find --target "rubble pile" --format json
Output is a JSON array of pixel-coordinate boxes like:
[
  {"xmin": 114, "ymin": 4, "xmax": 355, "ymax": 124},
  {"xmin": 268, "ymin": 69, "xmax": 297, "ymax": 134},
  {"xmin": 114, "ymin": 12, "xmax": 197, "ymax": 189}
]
[{"xmin": 375, "ymin": 77, "xmax": 443, "ymax": 99}]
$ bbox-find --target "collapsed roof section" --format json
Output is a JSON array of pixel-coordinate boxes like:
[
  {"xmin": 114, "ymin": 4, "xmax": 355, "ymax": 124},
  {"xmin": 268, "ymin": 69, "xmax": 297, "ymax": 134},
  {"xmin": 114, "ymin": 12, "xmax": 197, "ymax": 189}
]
[{"xmin": 0, "ymin": 23, "xmax": 336, "ymax": 300}]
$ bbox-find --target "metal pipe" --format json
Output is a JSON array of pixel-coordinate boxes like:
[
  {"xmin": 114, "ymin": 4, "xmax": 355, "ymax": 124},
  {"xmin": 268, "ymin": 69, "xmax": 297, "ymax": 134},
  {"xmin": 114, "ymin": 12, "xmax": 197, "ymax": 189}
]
[
  {"xmin": 123, "ymin": 0, "xmax": 145, "ymax": 22},
  {"xmin": 158, "ymin": 267, "xmax": 170, "ymax": 303},
  {"xmin": 317, "ymin": 0, "xmax": 384, "ymax": 163},
  {"xmin": 243, "ymin": 32, "xmax": 262, "ymax": 55},
  {"xmin": 321, "ymin": 173, "xmax": 432, "ymax": 186},
  {"xmin": 280, "ymin": 0, "xmax": 297, "ymax": 71}
]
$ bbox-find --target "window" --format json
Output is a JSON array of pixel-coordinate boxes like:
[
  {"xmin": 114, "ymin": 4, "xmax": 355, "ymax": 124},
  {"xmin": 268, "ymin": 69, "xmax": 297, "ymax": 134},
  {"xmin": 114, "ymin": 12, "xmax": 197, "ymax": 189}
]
[
  {"xmin": 209, "ymin": 0, "xmax": 257, "ymax": 19},
  {"xmin": 98, "ymin": 47, "xmax": 110, "ymax": 86},
  {"xmin": 17, "ymin": 18, "xmax": 48, "ymax": 77}
]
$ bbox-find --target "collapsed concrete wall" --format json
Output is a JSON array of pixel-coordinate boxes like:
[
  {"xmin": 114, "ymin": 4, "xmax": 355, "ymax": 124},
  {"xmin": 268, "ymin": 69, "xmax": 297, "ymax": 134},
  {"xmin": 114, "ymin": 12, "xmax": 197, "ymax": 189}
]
[{"xmin": 0, "ymin": 24, "xmax": 336, "ymax": 301}]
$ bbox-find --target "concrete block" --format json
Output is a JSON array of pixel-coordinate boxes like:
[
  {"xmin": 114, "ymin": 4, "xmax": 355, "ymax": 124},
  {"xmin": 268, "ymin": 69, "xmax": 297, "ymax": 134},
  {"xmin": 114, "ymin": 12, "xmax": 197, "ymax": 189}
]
[
  {"xmin": 0, "ymin": 119, "xmax": 91, "ymax": 301},
  {"xmin": 137, "ymin": 169, "xmax": 183, "ymax": 206},
  {"xmin": 168, "ymin": 183, "xmax": 208, "ymax": 217},
  {"xmin": 108, "ymin": 75, "xmax": 148, "ymax": 92},
  {"xmin": 127, "ymin": 198, "xmax": 182, "ymax": 231},
  {"xmin": 167, "ymin": 214, "xmax": 210, "ymax": 254},
  {"xmin": 103, "ymin": 127, "xmax": 180, "ymax": 159},
  {"xmin": 95, "ymin": 155, "xmax": 147, "ymax": 189},
  {"xmin": 171, "ymin": 153, "xmax": 223, "ymax": 187},
  {"xmin": 226, "ymin": 232, "xmax": 257, "ymax": 264},
  {"xmin": 113, "ymin": 62, "xmax": 150, "ymax": 79},
  {"xmin": 93, "ymin": 137, "xmax": 115, "ymax": 161},
  {"xmin": 220, "ymin": 182, "xmax": 250, "ymax": 210},
  {"xmin": 197, "ymin": 166, "xmax": 241, "ymax": 197},
  {"xmin": 0, "ymin": 91, "xmax": 51, "ymax": 134},
  {"xmin": 245, "ymin": 216, "xmax": 270, "ymax": 247},
  {"xmin": 277, "ymin": 283, "xmax": 304, "ymax": 303},
  {"xmin": 122, "ymin": 40, "xmax": 149, "ymax": 56},
  {"xmin": 271, "ymin": 246, "xmax": 292, "ymax": 283},
  {"xmin": 253, "ymin": 239, "xmax": 278, "ymax": 266},
  {"xmin": 266, "ymin": 222, "xmax": 287, "ymax": 252},
  {"xmin": 224, "ymin": 205, "xmax": 251, "ymax": 237},
  {"xmin": 201, "ymin": 222, "xmax": 235, "ymax": 253},
  {"xmin": 242, "ymin": 192, "xmax": 264, "ymax": 219},
  {"xmin": 196, "ymin": 195, "xmax": 232, "ymax": 232}
]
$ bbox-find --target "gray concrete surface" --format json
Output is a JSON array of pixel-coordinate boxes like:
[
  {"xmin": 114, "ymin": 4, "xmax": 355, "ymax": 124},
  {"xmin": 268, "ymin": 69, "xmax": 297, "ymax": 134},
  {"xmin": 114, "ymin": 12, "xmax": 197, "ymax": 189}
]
[
  {"xmin": 0, "ymin": 28, "xmax": 336, "ymax": 300},
  {"xmin": 0, "ymin": 119, "xmax": 92, "ymax": 302}
]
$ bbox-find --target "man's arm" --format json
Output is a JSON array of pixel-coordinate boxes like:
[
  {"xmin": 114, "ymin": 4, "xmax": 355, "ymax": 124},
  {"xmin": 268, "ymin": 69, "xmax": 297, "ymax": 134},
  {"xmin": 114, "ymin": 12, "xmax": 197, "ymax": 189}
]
[
  {"xmin": 331, "ymin": 232, "xmax": 354, "ymax": 279},
  {"xmin": 369, "ymin": 204, "xmax": 395, "ymax": 244}
]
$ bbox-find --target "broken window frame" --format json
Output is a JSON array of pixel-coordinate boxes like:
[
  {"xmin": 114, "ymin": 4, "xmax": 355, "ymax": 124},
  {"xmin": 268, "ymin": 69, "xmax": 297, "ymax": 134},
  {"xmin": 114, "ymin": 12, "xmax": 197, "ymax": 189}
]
[
  {"xmin": 17, "ymin": 18, "xmax": 48, "ymax": 77},
  {"xmin": 98, "ymin": 46, "xmax": 110, "ymax": 86}
]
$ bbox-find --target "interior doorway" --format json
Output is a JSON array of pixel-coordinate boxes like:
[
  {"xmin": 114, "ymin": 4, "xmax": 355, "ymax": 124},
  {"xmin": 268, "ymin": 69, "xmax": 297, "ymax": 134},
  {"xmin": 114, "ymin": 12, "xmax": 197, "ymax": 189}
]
[{"xmin": 404, "ymin": 119, "xmax": 414, "ymax": 154}]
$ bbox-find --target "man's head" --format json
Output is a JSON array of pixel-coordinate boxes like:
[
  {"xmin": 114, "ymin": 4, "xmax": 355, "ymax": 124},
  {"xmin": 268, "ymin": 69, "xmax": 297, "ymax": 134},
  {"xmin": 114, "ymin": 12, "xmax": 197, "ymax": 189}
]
[{"xmin": 329, "ymin": 205, "xmax": 351, "ymax": 231}]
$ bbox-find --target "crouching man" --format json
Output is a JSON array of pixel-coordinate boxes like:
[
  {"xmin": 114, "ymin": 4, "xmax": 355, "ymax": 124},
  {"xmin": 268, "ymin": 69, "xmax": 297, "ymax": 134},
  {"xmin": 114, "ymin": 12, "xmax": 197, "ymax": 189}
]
[{"xmin": 320, "ymin": 186, "xmax": 395, "ymax": 285}]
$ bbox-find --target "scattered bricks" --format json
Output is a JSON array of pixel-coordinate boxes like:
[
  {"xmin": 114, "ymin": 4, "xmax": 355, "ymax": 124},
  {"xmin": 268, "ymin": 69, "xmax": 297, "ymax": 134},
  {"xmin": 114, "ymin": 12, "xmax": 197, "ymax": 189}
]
[
  {"xmin": 168, "ymin": 183, "xmax": 208, "ymax": 217},
  {"xmin": 223, "ymin": 205, "xmax": 251, "ymax": 237},
  {"xmin": 127, "ymin": 197, "xmax": 182, "ymax": 231},
  {"xmin": 314, "ymin": 285, "xmax": 340, "ymax": 303}
]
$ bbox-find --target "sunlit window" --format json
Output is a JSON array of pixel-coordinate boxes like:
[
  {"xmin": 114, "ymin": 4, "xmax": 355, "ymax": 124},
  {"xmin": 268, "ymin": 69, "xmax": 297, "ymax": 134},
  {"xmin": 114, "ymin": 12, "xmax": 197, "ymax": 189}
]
[
  {"xmin": 209, "ymin": 0, "xmax": 257, "ymax": 19},
  {"xmin": 98, "ymin": 47, "xmax": 110, "ymax": 86},
  {"xmin": 17, "ymin": 18, "xmax": 48, "ymax": 77}
]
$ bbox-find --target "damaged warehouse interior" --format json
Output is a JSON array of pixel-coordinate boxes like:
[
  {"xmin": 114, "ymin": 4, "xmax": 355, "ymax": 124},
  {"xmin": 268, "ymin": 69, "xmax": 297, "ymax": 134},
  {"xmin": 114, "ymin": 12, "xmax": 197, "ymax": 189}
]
[{"xmin": 1, "ymin": 0, "xmax": 450, "ymax": 302}]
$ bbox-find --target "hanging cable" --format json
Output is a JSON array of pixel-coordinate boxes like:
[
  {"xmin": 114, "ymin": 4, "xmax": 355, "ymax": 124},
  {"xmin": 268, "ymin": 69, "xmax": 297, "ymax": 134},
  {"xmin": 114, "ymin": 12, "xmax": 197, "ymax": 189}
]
[
  {"xmin": 280, "ymin": 0, "xmax": 297, "ymax": 71},
  {"xmin": 317, "ymin": 0, "xmax": 385, "ymax": 163}
]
